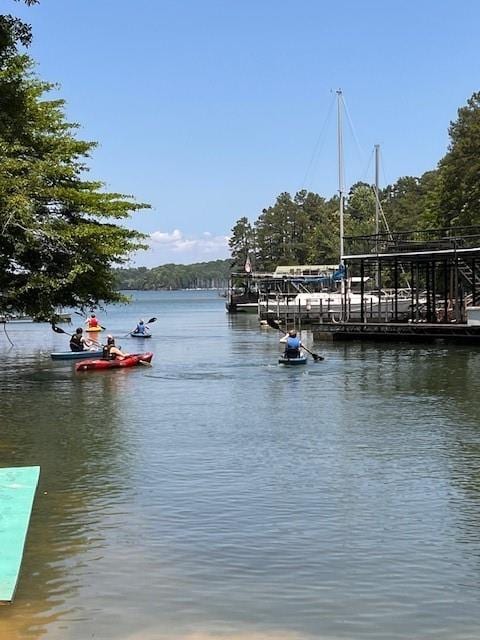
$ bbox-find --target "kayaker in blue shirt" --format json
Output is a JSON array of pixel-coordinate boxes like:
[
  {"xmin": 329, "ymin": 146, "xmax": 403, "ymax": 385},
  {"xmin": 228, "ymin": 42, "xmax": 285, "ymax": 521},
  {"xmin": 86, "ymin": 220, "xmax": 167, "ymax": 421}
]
[
  {"xmin": 132, "ymin": 319, "xmax": 148, "ymax": 335},
  {"xmin": 280, "ymin": 329, "xmax": 302, "ymax": 358}
]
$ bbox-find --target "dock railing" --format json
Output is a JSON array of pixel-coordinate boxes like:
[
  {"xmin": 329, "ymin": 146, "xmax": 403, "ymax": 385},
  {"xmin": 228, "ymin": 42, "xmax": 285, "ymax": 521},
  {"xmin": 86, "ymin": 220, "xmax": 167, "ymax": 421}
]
[{"xmin": 344, "ymin": 226, "xmax": 480, "ymax": 257}]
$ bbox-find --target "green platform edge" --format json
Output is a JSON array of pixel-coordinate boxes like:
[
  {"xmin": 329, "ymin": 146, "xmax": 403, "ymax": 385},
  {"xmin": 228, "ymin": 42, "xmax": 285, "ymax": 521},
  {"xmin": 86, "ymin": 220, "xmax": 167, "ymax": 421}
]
[{"xmin": 0, "ymin": 466, "xmax": 40, "ymax": 603}]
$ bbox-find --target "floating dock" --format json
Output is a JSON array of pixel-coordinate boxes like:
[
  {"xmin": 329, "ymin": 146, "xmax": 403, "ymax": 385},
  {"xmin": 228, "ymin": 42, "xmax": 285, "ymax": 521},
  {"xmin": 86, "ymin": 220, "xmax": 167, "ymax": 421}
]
[
  {"xmin": 0, "ymin": 466, "xmax": 40, "ymax": 604},
  {"xmin": 313, "ymin": 321, "xmax": 480, "ymax": 344}
]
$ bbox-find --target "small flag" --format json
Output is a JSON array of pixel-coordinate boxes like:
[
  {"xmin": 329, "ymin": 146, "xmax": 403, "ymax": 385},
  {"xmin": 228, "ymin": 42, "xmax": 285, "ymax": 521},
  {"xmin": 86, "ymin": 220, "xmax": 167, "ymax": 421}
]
[{"xmin": 244, "ymin": 255, "xmax": 252, "ymax": 273}]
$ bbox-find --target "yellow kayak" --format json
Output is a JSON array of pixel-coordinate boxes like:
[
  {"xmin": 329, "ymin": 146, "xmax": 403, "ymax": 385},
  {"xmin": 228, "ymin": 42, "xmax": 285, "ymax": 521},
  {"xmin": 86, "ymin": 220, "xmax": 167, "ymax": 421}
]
[{"xmin": 85, "ymin": 326, "xmax": 102, "ymax": 332}]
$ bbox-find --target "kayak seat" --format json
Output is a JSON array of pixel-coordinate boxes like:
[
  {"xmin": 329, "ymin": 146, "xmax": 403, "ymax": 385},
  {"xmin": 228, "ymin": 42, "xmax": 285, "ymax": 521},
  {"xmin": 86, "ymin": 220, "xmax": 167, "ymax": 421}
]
[{"xmin": 284, "ymin": 347, "xmax": 300, "ymax": 359}]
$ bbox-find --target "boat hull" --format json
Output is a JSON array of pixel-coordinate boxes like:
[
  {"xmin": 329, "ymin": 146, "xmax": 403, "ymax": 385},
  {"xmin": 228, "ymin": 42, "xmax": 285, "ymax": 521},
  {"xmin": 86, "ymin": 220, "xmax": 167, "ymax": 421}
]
[
  {"xmin": 51, "ymin": 350, "xmax": 104, "ymax": 360},
  {"xmin": 260, "ymin": 292, "xmax": 415, "ymax": 321},
  {"xmin": 85, "ymin": 326, "xmax": 102, "ymax": 332},
  {"xmin": 130, "ymin": 332, "xmax": 152, "ymax": 338},
  {"xmin": 278, "ymin": 354, "xmax": 308, "ymax": 365},
  {"xmin": 225, "ymin": 302, "xmax": 258, "ymax": 313},
  {"xmin": 76, "ymin": 352, "xmax": 153, "ymax": 372}
]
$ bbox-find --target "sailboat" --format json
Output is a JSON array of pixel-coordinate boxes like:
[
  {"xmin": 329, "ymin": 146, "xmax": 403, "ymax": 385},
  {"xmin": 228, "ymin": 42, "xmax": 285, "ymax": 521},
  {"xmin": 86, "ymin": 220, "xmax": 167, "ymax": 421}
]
[{"xmin": 258, "ymin": 90, "xmax": 414, "ymax": 322}]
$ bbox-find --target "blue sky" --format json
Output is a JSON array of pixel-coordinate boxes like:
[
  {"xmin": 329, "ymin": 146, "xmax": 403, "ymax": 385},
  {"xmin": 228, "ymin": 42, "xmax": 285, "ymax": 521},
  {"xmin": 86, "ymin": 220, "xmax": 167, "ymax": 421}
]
[{"xmin": 10, "ymin": 0, "xmax": 480, "ymax": 266}]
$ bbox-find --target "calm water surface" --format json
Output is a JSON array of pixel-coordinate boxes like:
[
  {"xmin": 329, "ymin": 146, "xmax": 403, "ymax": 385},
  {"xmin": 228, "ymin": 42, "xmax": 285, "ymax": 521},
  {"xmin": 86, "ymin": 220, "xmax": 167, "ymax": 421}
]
[{"xmin": 1, "ymin": 290, "xmax": 480, "ymax": 639}]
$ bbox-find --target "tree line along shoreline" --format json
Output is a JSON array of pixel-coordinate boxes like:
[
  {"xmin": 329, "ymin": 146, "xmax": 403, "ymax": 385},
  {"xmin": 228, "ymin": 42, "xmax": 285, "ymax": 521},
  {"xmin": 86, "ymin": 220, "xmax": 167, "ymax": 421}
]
[{"xmin": 113, "ymin": 260, "xmax": 232, "ymax": 291}]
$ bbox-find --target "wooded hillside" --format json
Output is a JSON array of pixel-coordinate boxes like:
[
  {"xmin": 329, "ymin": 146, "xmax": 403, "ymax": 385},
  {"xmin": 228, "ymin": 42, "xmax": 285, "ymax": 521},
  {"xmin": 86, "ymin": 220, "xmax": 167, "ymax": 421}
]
[{"xmin": 114, "ymin": 260, "xmax": 231, "ymax": 290}]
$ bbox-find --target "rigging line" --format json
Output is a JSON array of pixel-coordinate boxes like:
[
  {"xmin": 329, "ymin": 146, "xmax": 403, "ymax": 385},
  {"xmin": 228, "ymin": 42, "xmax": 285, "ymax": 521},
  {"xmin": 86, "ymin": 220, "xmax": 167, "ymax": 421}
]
[
  {"xmin": 342, "ymin": 94, "xmax": 367, "ymax": 168},
  {"xmin": 297, "ymin": 92, "xmax": 336, "ymax": 192},
  {"xmin": 371, "ymin": 185, "xmax": 411, "ymax": 289},
  {"xmin": 361, "ymin": 147, "xmax": 375, "ymax": 184}
]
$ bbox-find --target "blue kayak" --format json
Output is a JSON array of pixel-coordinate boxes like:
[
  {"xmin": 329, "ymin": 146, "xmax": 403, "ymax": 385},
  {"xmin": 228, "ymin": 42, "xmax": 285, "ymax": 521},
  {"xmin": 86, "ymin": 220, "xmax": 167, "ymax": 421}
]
[
  {"xmin": 278, "ymin": 353, "xmax": 308, "ymax": 366},
  {"xmin": 130, "ymin": 332, "xmax": 152, "ymax": 338},
  {"xmin": 51, "ymin": 350, "xmax": 104, "ymax": 360}
]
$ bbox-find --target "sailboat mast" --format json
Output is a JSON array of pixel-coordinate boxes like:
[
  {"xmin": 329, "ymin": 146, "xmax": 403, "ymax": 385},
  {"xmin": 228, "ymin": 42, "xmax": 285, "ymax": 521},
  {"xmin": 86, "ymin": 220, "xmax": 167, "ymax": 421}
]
[
  {"xmin": 374, "ymin": 144, "xmax": 380, "ymax": 290},
  {"xmin": 337, "ymin": 89, "xmax": 345, "ymax": 265},
  {"xmin": 374, "ymin": 144, "xmax": 380, "ymax": 236}
]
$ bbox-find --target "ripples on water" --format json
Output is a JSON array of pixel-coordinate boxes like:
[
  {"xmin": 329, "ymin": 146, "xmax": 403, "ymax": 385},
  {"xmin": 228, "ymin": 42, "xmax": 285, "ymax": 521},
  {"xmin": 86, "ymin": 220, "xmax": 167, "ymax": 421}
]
[{"xmin": 1, "ymin": 291, "xmax": 480, "ymax": 639}]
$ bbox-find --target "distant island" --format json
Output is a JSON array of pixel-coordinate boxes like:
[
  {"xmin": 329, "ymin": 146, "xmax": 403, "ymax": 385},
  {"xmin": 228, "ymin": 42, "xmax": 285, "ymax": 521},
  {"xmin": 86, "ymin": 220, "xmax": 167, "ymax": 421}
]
[{"xmin": 114, "ymin": 259, "xmax": 232, "ymax": 290}]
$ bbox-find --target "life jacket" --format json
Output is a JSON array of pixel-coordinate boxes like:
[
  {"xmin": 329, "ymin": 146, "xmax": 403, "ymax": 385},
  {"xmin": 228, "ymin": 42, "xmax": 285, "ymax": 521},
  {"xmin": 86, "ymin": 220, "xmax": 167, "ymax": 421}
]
[
  {"xmin": 70, "ymin": 334, "xmax": 84, "ymax": 352},
  {"xmin": 88, "ymin": 317, "xmax": 99, "ymax": 327},
  {"xmin": 102, "ymin": 344, "xmax": 116, "ymax": 360},
  {"xmin": 286, "ymin": 336, "xmax": 301, "ymax": 349},
  {"xmin": 285, "ymin": 335, "xmax": 301, "ymax": 358}
]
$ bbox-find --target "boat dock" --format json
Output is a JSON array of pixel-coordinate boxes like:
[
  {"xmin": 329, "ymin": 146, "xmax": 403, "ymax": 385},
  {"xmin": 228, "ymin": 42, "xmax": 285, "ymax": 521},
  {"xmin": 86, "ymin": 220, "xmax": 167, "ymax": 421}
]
[
  {"xmin": 252, "ymin": 227, "xmax": 480, "ymax": 345},
  {"xmin": 0, "ymin": 466, "xmax": 40, "ymax": 604},
  {"xmin": 313, "ymin": 321, "xmax": 480, "ymax": 344}
]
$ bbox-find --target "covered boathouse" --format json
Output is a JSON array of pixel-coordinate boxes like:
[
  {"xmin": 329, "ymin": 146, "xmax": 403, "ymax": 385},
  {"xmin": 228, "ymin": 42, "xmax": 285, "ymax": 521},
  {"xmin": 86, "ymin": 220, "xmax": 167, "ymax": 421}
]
[{"xmin": 313, "ymin": 226, "xmax": 480, "ymax": 343}]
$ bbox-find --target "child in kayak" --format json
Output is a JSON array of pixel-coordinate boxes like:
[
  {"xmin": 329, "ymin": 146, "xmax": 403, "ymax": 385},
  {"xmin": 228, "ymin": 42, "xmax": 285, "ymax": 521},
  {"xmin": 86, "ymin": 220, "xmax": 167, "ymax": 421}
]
[{"xmin": 103, "ymin": 335, "xmax": 130, "ymax": 360}]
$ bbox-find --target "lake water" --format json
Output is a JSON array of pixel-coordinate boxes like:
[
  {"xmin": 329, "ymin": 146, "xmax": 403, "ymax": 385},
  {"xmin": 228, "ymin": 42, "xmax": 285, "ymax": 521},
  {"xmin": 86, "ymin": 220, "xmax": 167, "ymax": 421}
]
[{"xmin": 1, "ymin": 290, "xmax": 480, "ymax": 640}]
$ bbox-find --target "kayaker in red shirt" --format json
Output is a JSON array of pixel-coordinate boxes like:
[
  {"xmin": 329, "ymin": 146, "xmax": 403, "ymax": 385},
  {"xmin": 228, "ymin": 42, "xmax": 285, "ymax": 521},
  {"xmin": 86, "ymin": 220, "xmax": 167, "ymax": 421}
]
[{"xmin": 85, "ymin": 314, "xmax": 99, "ymax": 329}]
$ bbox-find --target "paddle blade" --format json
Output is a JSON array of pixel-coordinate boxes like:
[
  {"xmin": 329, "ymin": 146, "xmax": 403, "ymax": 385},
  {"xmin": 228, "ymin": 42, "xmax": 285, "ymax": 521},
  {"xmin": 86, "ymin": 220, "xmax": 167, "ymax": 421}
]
[
  {"xmin": 266, "ymin": 318, "xmax": 281, "ymax": 331},
  {"xmin": 311, "ymin": 353, "xmax": 324, "ymax": 361},
  {"xmin": 52, "ymin": 325, "xmax": 67, "ymax": 334},
  {"xmin": 147, "ymin": 317, "xmax": 157, "ymax": 323}
]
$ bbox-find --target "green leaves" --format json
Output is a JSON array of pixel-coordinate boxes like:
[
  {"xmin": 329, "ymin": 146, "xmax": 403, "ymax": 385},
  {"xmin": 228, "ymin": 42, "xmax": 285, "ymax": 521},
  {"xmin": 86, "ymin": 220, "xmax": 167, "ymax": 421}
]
[
  {"xmin": 229, "ymin": 217, "xmax": 254, "ymax": 270},
  {"xmin": 434, "ymin": 91, "xmax": 480, "ymax": 227},
  {"xmin": 0, "ymin": 51, "xmax": 149, "ymax": 318},
  {"xmin": 234, "ymin": 190, "xmax": 340, "ymax": 271}
]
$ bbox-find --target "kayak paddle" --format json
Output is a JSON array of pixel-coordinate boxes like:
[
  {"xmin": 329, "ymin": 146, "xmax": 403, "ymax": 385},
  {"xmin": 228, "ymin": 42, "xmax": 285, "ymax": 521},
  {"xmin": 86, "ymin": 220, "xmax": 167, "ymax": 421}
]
[{"xmin": 266, "ymin": 318, "xmax": 324, "ymax": 361}]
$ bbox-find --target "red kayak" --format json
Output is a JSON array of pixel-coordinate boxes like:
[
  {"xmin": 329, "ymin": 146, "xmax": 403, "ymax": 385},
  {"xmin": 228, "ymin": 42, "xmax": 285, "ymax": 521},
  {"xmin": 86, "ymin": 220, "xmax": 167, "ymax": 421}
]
[{"xmin": 76, "ymin": 352, "xmax": 153, "ymax": 372}]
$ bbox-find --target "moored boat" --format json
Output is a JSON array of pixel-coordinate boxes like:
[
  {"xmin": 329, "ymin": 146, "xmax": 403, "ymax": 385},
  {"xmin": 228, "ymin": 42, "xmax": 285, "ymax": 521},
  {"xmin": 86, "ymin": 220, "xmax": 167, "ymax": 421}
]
[
  {"xmin": 51, "ymin": 350, "xmax": 103, "ymax": 360},
  {"xmin": 76, "ymin": 352, "xmax": 153, "ymax": 372},
  {"xmin": 278, "ymin": 352, "xmax": 308, "ymax": 365}
]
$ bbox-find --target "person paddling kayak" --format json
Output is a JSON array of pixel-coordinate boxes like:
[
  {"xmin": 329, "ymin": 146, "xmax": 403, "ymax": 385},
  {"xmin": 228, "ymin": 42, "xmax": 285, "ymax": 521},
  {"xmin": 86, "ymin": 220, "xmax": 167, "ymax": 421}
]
[
  {"xmin": 70, "ymin": 327, "xmax": 95, "ymax": 352},
  {"xmin": 132, "ymin": 319, "xmax": 149, "ymax": 335},
  {"xmin": 280, "ymin": 329, "xmax": 302, "ymax": 358},
  {"xmin": 85, "ymin": 313, "xmax": 100, "ymax": 329},
  {"xmin": 102, "ymin": 335, "xmax": 130, "ymax": 360}
]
